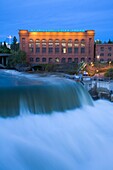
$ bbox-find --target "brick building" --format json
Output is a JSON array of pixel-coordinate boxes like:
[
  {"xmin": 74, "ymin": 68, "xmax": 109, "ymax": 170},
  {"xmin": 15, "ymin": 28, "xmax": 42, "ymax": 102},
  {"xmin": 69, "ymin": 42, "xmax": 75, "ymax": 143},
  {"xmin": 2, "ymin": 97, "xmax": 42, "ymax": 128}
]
[
  {"xmin": 19, "ymin": 30, "xmax": 95, "ymax": 64},
  {"xmin": 95, "ymin": 44, "xmax": 113, "ymax": 62}
]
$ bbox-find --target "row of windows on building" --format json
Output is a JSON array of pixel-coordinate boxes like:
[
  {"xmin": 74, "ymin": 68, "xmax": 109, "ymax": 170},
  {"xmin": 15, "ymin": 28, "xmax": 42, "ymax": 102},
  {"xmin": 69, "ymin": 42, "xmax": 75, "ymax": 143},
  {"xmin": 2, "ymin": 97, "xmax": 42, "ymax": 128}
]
[
  {"xmin": 29, "ymin": 57, "xmax": 92, "ymax": 63},
  {"xmin": 100, "ymin": 47, "xmax": 112, "ymax": 51},
  {"xmin": 22, "ymin": 38, "xmax": 89, "ymax": 47},
  {"xmin": 22, "ymin": 38, "xmax": 93, "ymax": 49},
  {"xmin": 29, "ymin": 47, "xmax": 86, "ymax": 54},
  {"xmin": 99, "ymin": 53, "xmax": 112, "ymax": 56}
]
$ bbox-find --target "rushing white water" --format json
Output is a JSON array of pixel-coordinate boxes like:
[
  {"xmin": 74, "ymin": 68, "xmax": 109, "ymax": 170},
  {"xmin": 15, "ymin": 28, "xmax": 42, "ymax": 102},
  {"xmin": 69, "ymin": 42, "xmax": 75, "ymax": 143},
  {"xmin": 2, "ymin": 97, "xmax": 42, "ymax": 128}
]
[{"xmin": 0, "ymin": 100, "xmax": 113, "ymax": 170}]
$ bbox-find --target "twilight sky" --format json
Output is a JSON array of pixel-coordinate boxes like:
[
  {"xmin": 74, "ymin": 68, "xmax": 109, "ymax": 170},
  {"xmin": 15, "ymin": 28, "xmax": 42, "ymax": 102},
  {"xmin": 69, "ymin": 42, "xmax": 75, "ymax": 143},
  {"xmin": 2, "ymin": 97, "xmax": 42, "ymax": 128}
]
[{"xmin": 0, "ymin": 0, "xmax": 113, "ymax": 42}]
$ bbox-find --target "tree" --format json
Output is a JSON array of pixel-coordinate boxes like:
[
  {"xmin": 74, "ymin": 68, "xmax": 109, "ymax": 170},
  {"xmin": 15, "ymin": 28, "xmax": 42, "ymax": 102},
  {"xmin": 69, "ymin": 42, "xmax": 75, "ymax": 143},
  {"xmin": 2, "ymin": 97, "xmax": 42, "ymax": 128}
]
[
  {"xmin": 108, "ymin": 39, "xmax": 113, "ymax": 44},
  {"xmin": 0, "ymin": 41, "xmax": 11, "ymax": 54},
  {"xmin": 8, "ymin": 50, "xmax": 27, "ymax": 68},
  {"xmin": 104, "ymin": 68, "xmax": 113, "ymax": 79},
  {"xmin": 11, "ymin": 36, "xmax": 19, "ymax": 51}
]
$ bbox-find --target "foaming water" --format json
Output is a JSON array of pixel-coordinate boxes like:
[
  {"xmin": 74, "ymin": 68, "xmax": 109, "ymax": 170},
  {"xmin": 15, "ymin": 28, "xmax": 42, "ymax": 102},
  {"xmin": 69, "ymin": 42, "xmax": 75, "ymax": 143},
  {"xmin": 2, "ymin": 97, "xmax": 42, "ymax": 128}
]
[
  {"xmin": 0, "ymin": 70, "xmax": 93, "ymax": 117},
  {"xmin": 0, "ymin": 70, "xmax": 113, "ymax": 170},
  {"xmin": 0, "ymin": 100, "xmax": 113, "ymax": 170}
]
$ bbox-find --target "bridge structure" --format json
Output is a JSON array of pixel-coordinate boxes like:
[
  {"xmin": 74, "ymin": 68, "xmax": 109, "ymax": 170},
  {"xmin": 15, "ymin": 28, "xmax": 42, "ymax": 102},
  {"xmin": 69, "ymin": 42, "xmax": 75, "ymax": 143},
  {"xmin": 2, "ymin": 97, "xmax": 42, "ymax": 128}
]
[{"xmin": 0, "ymin": 53, "xmax": 11, "ymax": 67}]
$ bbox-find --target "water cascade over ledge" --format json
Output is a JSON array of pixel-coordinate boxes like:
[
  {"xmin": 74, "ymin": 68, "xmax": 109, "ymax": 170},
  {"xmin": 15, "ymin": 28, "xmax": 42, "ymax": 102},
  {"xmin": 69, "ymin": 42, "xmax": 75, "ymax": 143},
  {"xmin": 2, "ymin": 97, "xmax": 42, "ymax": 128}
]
[{"xmin": 0, "ymin": 70, "xmax": 93, "ymax": 117}]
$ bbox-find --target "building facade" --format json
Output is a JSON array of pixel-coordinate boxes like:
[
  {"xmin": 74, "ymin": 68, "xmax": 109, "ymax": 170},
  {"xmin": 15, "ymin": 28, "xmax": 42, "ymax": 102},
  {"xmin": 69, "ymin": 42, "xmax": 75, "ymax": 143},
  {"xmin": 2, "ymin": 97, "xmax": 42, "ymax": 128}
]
[
  {"xmin": 96, "ymin": 44, "xmax": 113, "ymax": 62},
  {"xmin": 19, "ymin": 30, "xmax": 95, "ymax": 64}
]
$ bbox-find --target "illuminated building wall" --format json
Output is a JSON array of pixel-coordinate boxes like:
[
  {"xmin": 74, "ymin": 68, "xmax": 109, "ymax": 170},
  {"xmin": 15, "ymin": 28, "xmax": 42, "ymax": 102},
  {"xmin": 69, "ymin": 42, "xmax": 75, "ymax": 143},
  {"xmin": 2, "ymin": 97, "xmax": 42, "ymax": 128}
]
[
  {"xmin": 19, "ymin": 30, "xmax": 95, "ymax": 64},
  {"xmin": 96, "ymin": 44, "xmax": 113, "ymax": 62}
]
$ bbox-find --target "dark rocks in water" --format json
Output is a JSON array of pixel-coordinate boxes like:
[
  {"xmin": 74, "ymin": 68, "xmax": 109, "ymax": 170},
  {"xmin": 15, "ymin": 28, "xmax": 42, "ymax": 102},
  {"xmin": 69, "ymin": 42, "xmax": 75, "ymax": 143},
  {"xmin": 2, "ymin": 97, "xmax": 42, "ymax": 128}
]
[
  {"xmin": 15, "ymin": 63, "xmax": 32, "ymax": 72},
  {"xmin": 0, "ymin": 64, "xmax": 6, "ymax": 69}
]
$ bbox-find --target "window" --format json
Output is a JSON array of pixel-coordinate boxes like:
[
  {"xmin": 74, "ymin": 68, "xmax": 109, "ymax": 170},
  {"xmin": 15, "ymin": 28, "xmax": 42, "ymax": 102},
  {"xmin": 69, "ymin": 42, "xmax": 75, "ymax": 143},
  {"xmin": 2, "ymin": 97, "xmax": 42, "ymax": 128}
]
[
  {"xmin": 61, "ymin": 39, "xmax": 66, "ymax": 47},
  {"xmin": 68, "ymin": 47, "xmax": 72, "ymax": 53},
  {"xmin": 55, "ymin": 58, "xmax": 60, "ymax": 63},
  {"xmin": 42, "ymin": 47, "xmax": 46, "ymax": 53},
  {"xmin": 36, "ymin": 57, "xmax": 40, "ymax": 62},
  {"xmin": 36, "ymin": 47, "xmax": 40, "ymax": 53},
  {"xmin": 74, "ymin": 48, "xmax": 78, "ymax": 54},
  {"xmin": 108, "ymin": 47, "xmax": 112, "ymax": 51},
  {"xmin": 68, "ymin": 39, "xmax": 72, "ymax": 47},
  {"xmin": 81, "ymin": 47, "xmax": 85, "ymax": 53},
  {"xmin": 22, "ymin": 38, "xmax": 25, "ymax": 42},
  {"xmin": 74, "ymin": 58, "xmax": 78, "ymax": 63},
  {"xmin": 29, "ymin": 57, "xmax": 34, "ymax": 62},
  {"xmin": 89, "ymin": 38, "xmax": 92, "ymax": 42},
  {"xmin": 55, "ymin": 39, "xmax": 60, "ymax": 46},
  {"xmin": 48, "ymin": 39, "xmax": 53, "ymax": 47},
  {"xmin": 81, "ymin": 39, "xmax": 85, "ymax": 46},
  {"xmin": 29, "ymin": 39, "xmax": 33, "ymax": 42},
  {"xmin": 42, "ymin": 58, "xmax": 46, "ymax": 62},
  {"xmin": 62, "ymin": 48, "xmax": 66, "ymax": 54},
  {"xmin": 48, "ymin": 48, "xmax": 53, "ymax": 53},
  {"xmin": 100, "ymin": 47, "xmax": 104, "ymax": 51},
  {"xmin": 74, "ymin": 39, "xmax": 79, "ymax": 47},
  {"xmin": 29, "ymin": 48, "xmax": 34, "ymax": 53},
  {"xmin": 68, "ymin": 58, "xmax": 72, "ymax": 63},
  {"xmin": 81, "ymin": 58, "xmax": 85, "ymax": 62},
  {"xmin": 100, "ymin": 53, "xmax": 104, "ymax": 56},
  {"xmin": 49, "ymin": 58, "xmax": 52, "ymax": 63},
  {"xmin": 61, "ymin": 58, "xmax": 66, "ymax": 63},
  {"xmin": 36, "ymin": 39, "xmax": 40, "ymax": 47},
  {"xmin": 55, "ymin": 48, "xmax": 59, "ymax": 53},
  {"xmin": 100, "ymin": 58, "xmax": 104, "ymax": 62},
  {"xmin": 108, "ymin": 53, "xmax": 111, "ymax": 56},
  {"xmin": 42, "ymin": 39, "xmax": 46, "ymax": 47}
]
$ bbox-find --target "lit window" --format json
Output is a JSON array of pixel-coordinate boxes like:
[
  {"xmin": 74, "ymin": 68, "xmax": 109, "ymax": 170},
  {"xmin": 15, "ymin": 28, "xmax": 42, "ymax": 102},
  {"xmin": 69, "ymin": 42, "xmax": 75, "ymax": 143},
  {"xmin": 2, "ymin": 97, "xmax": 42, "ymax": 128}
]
[
  {"xmin": 55, "ymin": 39, "xmax": 60, "ymax": 46},
  {"xmin": 62, "ymin": 48, "xmax": 66, "ymax": 54},
  {"xmin": 48, "ymin": 39, "xmax": 53, "ymax": 47},
  {"xmin": 36, "ymin": 39, "xmax": 40, "ymax": 47},
  {"xmin": 81, "ymin": 39, "xmax": 85, "ymax": 47},
  {"xmin": 55, "ymin": 58, "xmax": 60, "ymax": 63},
  {"xmin": 62, "ymin": 39, "xmax": 66, "ymax": 47},
  {"xmin": 74, "ymin": 39, "xmax": 79, "ymax": 47},
  {"xmin": 68, "ymin": 39, "xmax": 72, "ymax": 47},
  {"xmin": 42, "ymin": 39, "xmax": 47, "ymax": 47}
]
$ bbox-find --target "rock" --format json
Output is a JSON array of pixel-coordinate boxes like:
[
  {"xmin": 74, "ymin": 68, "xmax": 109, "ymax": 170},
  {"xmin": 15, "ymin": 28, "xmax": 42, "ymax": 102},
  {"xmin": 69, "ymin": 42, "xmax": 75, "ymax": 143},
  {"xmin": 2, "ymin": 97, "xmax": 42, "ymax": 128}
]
[{"xmin": 15, "ymin": 63, "xmax": 32, "ymax": 72}]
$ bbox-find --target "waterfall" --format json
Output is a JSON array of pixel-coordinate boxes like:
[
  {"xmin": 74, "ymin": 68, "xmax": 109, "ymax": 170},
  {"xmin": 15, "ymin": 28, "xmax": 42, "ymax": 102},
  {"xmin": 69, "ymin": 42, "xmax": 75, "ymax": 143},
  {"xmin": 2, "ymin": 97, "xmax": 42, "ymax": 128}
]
[{"xmin": 0, "ymin": 70, "xmax": 93, "ymax": 117}]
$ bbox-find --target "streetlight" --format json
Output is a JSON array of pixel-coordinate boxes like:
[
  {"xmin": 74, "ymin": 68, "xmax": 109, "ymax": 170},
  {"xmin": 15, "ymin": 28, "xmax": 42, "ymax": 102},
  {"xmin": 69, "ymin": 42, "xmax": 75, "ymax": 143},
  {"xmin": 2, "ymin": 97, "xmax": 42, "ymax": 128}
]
[
  {"xmin": 96, "ymin": 55, "xmax": 100, "ymax": 87},
  {"xmin": 109, "ymin": 61, "xmax": 111, "ymax": 68}
]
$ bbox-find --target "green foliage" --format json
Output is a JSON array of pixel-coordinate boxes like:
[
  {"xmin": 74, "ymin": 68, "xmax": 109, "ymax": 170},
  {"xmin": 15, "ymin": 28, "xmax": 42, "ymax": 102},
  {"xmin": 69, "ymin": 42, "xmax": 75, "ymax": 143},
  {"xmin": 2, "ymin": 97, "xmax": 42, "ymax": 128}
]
[
  {"xmin": 8, "ymin": 50, "xmax": 27, "ymax": 68},
  {"xmin": 104, "ymin": 68, "xmax": 113, "ymax": 79},
  {"xmin": 11, "ymin": 36, "xmax": 19, "ymax": 51},
  {"xmin": 0, "ymin": 42, "xmax": 11, "ymax": 54}
]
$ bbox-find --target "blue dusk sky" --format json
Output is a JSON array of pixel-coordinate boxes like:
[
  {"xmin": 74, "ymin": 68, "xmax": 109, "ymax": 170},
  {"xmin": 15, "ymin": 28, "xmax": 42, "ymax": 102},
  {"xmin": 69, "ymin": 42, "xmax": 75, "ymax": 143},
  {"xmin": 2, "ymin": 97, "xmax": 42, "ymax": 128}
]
[{"xmin": 0, "ymin": 0, "xmax": 113, "ymax": 42}]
